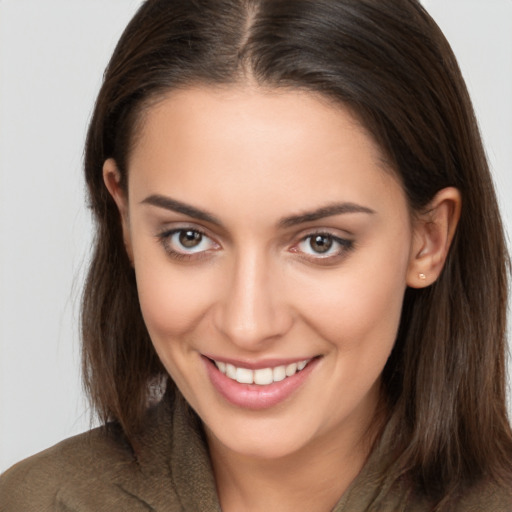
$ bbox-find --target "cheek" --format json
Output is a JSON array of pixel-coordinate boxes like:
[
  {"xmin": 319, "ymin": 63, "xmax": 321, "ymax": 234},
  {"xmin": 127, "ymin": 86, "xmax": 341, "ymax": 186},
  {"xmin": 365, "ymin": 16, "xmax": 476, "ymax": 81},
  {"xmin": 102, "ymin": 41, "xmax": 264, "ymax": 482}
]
[
  {"xmin": 295, "ymin": 241, "xmax": 410, "ymax": 355},
  {"xmin": 133, "ymin": 260, "xmax": 218, "ymax": 403},
  {"xmin": 134, "ymin": 259, "xmax": 216, "ymax": 340}
]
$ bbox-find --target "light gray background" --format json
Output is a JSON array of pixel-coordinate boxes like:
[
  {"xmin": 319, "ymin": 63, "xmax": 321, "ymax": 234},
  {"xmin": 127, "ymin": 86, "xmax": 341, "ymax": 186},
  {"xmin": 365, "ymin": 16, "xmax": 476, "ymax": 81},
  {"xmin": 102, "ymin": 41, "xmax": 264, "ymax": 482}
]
[{"xmin": 1, "ymin": 0, "xmax": 511, "ymax": 472}]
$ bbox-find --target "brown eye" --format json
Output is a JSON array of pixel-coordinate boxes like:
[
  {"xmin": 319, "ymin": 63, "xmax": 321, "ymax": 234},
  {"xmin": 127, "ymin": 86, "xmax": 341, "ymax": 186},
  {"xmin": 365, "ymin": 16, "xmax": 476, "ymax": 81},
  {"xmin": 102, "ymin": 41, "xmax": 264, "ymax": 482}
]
[
  {"xmin": 309, "ymin": 234, "xmax": 333, "ymax": 254},
  {"xmin": 158, "ymin": 227, "xmax": 220, "ymax": 259},
  {"xmin": 294, "ymin": 232, "xmax": 353, "ymax": 262},
  {"xmin": 179, "ymin": 230, "xmax": 203, "ymax": 248}
]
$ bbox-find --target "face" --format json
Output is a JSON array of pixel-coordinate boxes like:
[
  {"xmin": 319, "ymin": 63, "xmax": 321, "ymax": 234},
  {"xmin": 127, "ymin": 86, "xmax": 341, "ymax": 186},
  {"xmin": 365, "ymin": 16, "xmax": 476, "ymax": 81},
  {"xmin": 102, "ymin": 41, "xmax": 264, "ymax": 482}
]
[{"xmin": 109, "ymin": 86, "xmax": 422, "ymax": 461}]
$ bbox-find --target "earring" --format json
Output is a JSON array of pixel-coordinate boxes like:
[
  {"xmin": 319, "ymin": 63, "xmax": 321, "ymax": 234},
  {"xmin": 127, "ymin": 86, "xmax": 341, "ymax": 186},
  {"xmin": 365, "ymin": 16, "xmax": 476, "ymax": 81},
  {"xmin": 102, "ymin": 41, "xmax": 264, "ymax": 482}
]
[{"xmin": 418, "ymin": 273, "xmax": 426, "ymax": 280}]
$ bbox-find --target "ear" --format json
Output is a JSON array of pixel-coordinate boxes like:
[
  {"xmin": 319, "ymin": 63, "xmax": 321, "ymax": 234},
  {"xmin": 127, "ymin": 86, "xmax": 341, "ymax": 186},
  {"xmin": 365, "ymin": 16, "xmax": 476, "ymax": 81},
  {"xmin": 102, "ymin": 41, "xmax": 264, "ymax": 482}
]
[
  {"xmin": 407, "ymin": 187, "xmax": 461, "ymax": 288},
  {"xmin": 103, "ymin": 158, "xmax": 133, "ymax": 264}
]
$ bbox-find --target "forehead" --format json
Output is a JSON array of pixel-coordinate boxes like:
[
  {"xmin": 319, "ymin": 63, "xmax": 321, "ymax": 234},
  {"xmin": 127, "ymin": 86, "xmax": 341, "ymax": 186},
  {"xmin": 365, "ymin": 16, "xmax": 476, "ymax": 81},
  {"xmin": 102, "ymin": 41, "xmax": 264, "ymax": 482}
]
[
  {"xmin": 127, "ymin": 86, "xmax": 407, "ymax": 222},
  {"xmin": 131, "ymin": 85, "xmax": 382, "ymax": 166}
]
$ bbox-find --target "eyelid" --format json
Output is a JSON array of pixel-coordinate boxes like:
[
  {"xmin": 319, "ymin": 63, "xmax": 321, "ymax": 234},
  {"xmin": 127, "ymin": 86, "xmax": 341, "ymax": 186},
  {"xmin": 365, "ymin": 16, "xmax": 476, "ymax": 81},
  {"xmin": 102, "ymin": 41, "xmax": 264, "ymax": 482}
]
[
  {"xmin": 156, "ymin": 224, "xmax": 221, "ymax": 261},
  {"xmin": 155, "ymin": 223, "xmax": 353, "ymax": 264},
  {"xmin": 289, "ymin": 228, "xmax": 354, "ymax": 264}
]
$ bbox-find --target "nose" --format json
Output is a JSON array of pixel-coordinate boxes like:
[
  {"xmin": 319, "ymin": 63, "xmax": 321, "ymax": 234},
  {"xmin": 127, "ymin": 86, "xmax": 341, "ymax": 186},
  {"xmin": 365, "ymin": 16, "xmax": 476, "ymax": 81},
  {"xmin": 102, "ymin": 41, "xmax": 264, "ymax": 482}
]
[{"xmin": 213, "ymin": 249, "xmax": 293, "ymax": 350}]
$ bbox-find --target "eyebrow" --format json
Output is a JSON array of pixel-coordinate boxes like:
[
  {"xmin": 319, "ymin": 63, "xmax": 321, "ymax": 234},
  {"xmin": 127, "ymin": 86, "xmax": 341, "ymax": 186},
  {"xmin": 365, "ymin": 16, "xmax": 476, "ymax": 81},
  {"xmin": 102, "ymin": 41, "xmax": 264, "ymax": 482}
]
[
  {"xmin": 141, "ymin": 194, "xmax": 375, "ymax": 228},
  {"xmin": 278, "ymin": 203, "xmax": 376, "ymax": 228},
  {"xmin": 141, "ymin": 195, "xmax": 223, "ymax": 226}
]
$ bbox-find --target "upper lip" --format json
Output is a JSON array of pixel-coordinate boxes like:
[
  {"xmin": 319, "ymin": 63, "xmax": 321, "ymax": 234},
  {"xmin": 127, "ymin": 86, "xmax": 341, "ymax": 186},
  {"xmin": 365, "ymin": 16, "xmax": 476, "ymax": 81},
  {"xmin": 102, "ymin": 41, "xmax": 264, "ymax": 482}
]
[{"xmin": 203, "ymin": 354, "xmax": 317, "ymax": 370}]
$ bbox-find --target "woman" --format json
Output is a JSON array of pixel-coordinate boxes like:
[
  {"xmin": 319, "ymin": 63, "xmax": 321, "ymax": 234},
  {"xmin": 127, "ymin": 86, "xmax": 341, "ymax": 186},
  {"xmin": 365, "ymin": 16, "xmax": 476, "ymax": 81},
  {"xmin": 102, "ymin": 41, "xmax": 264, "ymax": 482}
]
[{"xmin": 1, "ymin": 0, "xmax": 511, "ymax": 510}]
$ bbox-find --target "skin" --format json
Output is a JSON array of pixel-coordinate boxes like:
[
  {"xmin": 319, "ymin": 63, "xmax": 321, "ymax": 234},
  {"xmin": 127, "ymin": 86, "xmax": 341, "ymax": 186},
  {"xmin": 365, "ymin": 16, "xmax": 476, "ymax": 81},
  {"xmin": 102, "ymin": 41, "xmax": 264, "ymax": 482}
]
[{"xmin": 104, "ymin": 86, "xmax": 460, "ymax": 512}]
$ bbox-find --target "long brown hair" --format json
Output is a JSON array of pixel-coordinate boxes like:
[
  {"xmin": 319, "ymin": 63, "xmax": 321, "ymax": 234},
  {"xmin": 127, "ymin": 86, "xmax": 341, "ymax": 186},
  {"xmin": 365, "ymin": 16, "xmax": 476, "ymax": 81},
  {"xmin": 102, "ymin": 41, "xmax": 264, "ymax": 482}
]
[{"xmin": 82, "ymin": 0, "xmax": 512, "ymax": 505}]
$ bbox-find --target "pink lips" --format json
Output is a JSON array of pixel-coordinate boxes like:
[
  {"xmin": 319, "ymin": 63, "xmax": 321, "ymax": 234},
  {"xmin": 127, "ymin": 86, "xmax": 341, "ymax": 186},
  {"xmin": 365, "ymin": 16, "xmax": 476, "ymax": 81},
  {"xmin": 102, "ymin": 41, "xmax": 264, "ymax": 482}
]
[{"xmin": 203, "ymin": 356, "xmax": 319, "ymax": 410}]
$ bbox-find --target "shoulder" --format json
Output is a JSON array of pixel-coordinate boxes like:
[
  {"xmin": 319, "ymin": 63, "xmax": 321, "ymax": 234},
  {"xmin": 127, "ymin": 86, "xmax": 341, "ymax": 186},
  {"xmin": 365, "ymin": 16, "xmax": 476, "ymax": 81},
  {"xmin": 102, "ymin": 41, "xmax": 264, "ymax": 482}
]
[
  {"xmin": 451, "ymin": 478, "xmax": 512, "ymax": 512},
  {"xmin": 0, "ymin": 395, "xmax": 210, "ymax": 512},
  {"xmin": 407, "ymin": 478, "xmax": 512, "ymax": 512},
  {"xmin": 0, "ymin": 426, "xmax": 152, "ymax": 512}
]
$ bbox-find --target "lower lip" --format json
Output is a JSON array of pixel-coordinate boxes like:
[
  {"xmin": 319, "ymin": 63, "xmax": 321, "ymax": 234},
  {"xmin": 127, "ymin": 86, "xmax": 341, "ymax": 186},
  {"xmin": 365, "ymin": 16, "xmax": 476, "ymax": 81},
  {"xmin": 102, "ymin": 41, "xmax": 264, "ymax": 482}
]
[{"xmin": 203, "ymin": 357, "xmax": 319, "ymax": 410}]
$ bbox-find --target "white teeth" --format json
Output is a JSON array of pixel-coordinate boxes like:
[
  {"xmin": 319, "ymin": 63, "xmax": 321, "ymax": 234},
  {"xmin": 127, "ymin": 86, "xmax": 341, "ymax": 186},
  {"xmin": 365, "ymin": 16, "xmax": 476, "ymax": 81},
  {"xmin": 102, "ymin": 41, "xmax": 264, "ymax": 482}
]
[
  {"xmin": 214, "ymin": 359, "xmax": 311, "ymax": 385},
  {"xmin": 285, "ymin": 363, "xmax": 298, "ymax": 377},
  {"xmin": 236, "ymin": 367, "xmax": 254, "ymax": 384},
  {"xmin": 226, "ymin": 363, "xmax": 237, "ymax": 379},
  {"xmin": 297, "ymin": 360, "xmax": 307, "ymax": 371},
  {"xmin": 273, "ymin": 365, "xmax": 287, "ymax": 382},
  {"xmin": 254, "ymin": 368, "xmax": 273, "ymax": 385}
]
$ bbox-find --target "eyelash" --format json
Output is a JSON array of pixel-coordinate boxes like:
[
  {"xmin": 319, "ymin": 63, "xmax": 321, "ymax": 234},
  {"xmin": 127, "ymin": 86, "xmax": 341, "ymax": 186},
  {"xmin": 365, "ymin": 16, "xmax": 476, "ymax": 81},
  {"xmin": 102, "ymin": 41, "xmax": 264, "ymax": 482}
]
[
  {"xmin": 291, "ymin": 231, "xmax": 354, "ymax": 264},
  {"xmin": 157, "ymin": 227, "xmax": 220, "ymax": 261},
  {"xmin": 156, "ymin": 228, "xmax": 354, "ymax": 264}
]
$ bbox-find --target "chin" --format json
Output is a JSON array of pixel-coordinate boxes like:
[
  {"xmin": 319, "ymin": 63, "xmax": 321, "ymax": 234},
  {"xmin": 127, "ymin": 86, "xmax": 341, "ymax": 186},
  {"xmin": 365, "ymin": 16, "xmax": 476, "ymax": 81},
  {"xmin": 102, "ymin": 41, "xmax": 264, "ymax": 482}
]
[{"xmin": 200, "ymin": 406, "xmax": 337, "ymax": 462}]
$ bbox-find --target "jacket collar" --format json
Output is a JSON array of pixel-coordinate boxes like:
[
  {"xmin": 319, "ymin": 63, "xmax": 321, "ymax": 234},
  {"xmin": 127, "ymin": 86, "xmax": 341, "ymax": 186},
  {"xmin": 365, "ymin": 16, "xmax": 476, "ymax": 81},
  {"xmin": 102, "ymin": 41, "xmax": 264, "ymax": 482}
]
[{"xmin": 113, "ymin": 388, "xmax": 222, "ymax": 511}]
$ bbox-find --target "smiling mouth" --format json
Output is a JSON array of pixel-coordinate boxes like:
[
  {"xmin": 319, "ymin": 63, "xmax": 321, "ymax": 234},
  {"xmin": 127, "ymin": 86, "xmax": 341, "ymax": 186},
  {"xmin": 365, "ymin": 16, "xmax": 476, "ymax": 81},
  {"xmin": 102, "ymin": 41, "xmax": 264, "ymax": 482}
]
[{"xmin": 211, "ymin": 358, "xmax": 312, "ymax": 385}]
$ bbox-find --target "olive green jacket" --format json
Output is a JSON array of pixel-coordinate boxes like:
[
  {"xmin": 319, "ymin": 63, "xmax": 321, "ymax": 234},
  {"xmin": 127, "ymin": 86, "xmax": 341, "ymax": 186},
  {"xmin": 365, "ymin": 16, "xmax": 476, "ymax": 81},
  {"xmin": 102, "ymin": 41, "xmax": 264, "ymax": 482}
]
[{"xmin": 1, "ymin": 394, "xmax": 511, "ymax": 511}]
